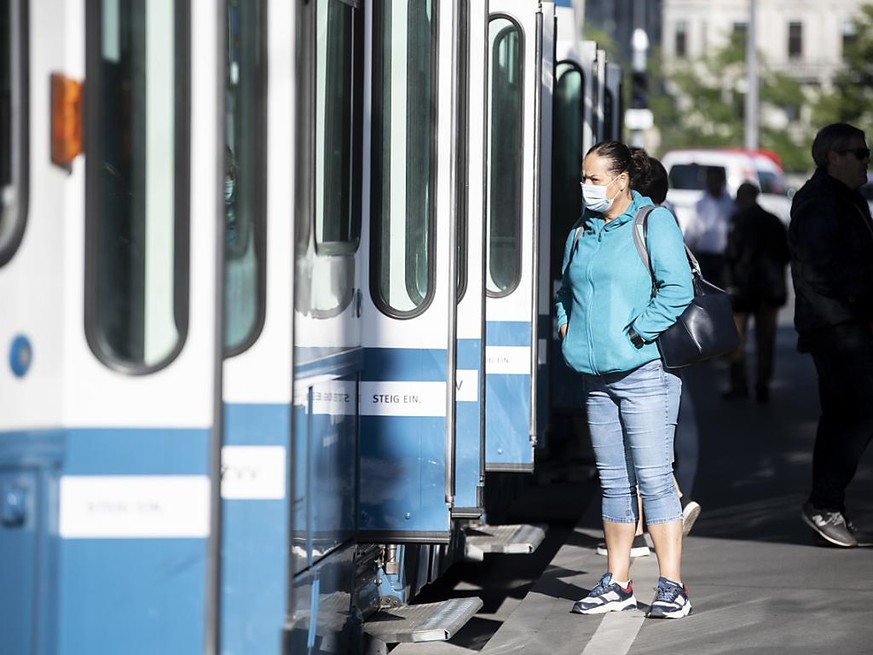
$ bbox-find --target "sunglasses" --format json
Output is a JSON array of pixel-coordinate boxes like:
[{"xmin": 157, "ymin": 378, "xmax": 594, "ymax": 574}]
[{"xmin": 837, "ymin": 147, "xmax": 871, "ymax": 160}]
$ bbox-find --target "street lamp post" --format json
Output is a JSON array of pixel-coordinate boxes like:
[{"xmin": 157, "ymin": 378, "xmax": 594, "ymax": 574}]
[{"xmin": 745, "ymin": 0, "xmax": 759, "ymax": 150}]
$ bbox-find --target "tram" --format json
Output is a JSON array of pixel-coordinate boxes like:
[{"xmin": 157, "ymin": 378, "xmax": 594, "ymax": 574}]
[{"xmin": 0, "ymin": 0, "xmax": 622, "ymax": 652}]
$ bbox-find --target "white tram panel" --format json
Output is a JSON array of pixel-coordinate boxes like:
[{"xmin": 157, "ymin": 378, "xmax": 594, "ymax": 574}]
[
  {"xmin": 0, "ymin": 0, "xmax": 81, "ymax": 431},
  {"xmin": 359, "ymin": 7, "xmax": 454, "ymax": 352},
  {"xmin": 222, "ymin": 5, "xmax": 295, "ymax": 405},
  {"xmin": 65, "ymin": 0, "xmax": 221, "ymax": 430},
  {"xmin": 483, "ymin": 1, "xmax": 538, "ymax": 326}
]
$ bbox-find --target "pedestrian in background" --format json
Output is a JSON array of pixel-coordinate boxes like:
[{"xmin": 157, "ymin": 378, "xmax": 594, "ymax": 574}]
[
  {"xmin": 556, "ymin": 142, "xmax": 694, "ymax": 618},
  {"xmin": 723, "ymin": 182, "xmax": 790, "ymax": 403},
  {"xmin": 633, "ymin": 152, "xmax": 703, "ymax": 529},
  {"xmin": 789, "ymin": 122, "xmax": 873, "ymax": 548},
  {"xmin": 686, "ymin": 166, "xmax": 733, "ymax": 288}
]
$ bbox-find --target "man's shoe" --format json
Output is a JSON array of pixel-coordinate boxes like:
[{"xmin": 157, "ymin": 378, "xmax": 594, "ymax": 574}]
[
  {"xmin": 595, "ymin": 533, "xmax": 651, "ymax": 557},
  {"xmin": 572, "ymin": 573, "xmax": 637, "ymax": 614},
  {"xmin": 647, "ymin": 577, "xmax": 692, "ymax": 619},
  {"xmin": 801, "ymin": 502, "xmax": 858, "ymax": 547},
  {"xmin": 680, "ymin": 498, "xmax": 702, "ymax": 536}
]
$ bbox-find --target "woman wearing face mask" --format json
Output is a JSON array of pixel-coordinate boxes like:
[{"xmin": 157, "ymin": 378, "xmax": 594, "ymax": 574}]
[{"xmin": 555, "ymin": 141, "xmax": 695, "ymax": 619}]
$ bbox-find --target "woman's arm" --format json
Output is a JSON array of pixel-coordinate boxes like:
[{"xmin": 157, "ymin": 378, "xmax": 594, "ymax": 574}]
[{"xmin": 631, "ymin": 208, "xmax": 694, "ymax": 342}]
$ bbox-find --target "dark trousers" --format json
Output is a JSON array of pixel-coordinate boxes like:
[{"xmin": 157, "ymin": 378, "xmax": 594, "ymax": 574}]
[
  {"xmin": 728, "ymin": 305, "xmax": 779, "ymax": 393},
  {"xmin": 695, "ymin": 252, "xmax": 725, "ymax": 289},
  {"xmin": 805, "ymin": 322, "xmax": 873, "ymax": 512}
]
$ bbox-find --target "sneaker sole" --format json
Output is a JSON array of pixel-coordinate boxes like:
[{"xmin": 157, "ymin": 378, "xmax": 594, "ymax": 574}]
[
  {"xmin": 648, "ymin": 603, "xmax": 692, "ymax": 619},
  {"xmin": 630, "ymin": 545, "xmax": 651, "ymax": 557},
  {"xmin": 682, "ymin": 503, "xmax": 701, "ymax": 536},
  {"xmin": 595, "ymin": 545, "xmax": 650, "ymax": 557},
  {"xmin": 801, "ymin": 513, "xmax": 858, "ymax": 547},
  {"xmin": 572, "ymin": 597, "xmax": 638, "ymax": 615}
]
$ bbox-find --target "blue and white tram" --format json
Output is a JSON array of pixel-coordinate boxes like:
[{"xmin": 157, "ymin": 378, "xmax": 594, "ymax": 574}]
[{"xmin": 0, "ymin": 0, "xmax": 621, "ymax": 652}]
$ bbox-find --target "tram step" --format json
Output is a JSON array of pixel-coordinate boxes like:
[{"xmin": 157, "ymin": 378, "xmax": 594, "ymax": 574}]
[
  {"xmin": 463, "ymin": 523, "xmax": 547, "ymax": 561},
  {"xmin": 363, "ymin": 597, "xmax": 484, "ymax": 644}
]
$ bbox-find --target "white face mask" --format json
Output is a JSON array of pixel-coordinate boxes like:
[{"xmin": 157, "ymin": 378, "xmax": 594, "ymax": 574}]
[{"xmin": 581, "ymin": 176, "xmax": 619, "ymax": 214}]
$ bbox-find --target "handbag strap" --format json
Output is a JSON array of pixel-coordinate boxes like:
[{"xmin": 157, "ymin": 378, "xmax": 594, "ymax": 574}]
[{"xmin": 631, "ymin": 205, "xmax": 701, "ymax": 277}]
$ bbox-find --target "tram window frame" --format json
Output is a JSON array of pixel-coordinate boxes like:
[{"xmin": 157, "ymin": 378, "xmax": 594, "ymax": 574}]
[
  {"xmin": 83, "ymin": 0, "xmax": 191, "ymax": 374},
  {"xmin": 370, "ymin": 0, "xmax": 438, "ymax": 319},
  {"xmin": 314, "ymin": 0, "xmax": 362, "ymax": 258},
  {"xmin": 0, "ymin": 0, "xmax": 29, "ymax": 268},
  {"xmin": 485, "ymin": 15, "xmax": 524, "ymax": 299},
  {"xmin": 550, "ymin": 61, "xmax": 585, "ymax": 282},
  {"xmin": 223, "ymin": 0, "xmax": 267, "ymax": 357}
]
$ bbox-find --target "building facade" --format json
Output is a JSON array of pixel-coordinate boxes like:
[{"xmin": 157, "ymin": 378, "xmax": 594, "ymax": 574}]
[{"xmin": 661, "ymin": 0, "xmax": 865, "ymax": 88}]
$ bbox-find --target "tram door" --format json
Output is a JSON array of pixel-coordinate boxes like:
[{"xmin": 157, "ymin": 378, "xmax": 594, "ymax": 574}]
[
  {"xmin": 484, "ymin": 1, "xmax": 555, "ymax": 471},
  {"xmin": 453, "ymin": 0, "xmax": 489, "ymax": 518},
  {"xmin": 548, "ymin": 36, "xmax": 600, "ymax": 445},
  {"xmin": 358, "ymin": 0, "xmax": 458, "ymax": 543},
  {"xmin": 0, "ymin": 2, "xmax": 224, "ymax": 653},
  {"xmin": 286, "ymin": 0, "xmax": 364, "ymax": 650},
  {"xmin": 217, "ymin": 1, "xmax": 297, "ymax": 651}
]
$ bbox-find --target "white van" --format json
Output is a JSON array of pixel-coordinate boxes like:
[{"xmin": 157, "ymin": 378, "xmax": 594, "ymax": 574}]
[{"xmin": 659, "ymin": 148, "xmax": 792, "ymax": 233}]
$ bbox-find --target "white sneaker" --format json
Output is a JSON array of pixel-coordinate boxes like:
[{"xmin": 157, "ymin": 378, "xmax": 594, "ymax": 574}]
[
  {"xmin": 572, "ymin": 573, "xmax": 638, "ymax": 614},
  {"xmin": 681, "ymin": 499, "xmax": 701, "ymax": 536}
]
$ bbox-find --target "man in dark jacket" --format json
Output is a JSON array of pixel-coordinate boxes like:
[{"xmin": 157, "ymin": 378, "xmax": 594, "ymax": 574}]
[
  {"xmin": 789, "ymin": 122, "xmax": 873, "ymax": 548},
  {"xmin": 724, "ymin": 183, "xmax": 790, "ymax": 403}
]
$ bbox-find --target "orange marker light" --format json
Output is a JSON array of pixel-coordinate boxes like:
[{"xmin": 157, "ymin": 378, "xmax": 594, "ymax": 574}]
[{"xmin": 51, "ymin": 73, "xmax": 83, "ymax": 168}]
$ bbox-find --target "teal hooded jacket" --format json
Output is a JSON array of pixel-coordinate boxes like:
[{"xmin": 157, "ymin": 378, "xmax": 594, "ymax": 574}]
[{"xmin": 555, "ymin": 191, "xmax": 694, "ymax": 375}]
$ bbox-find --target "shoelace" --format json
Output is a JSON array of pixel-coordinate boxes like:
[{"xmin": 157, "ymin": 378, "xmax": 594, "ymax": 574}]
[
  {"xmin": 821, "ymin": 511, "xmax": 847, "ymax": 527},
  {"xmin": 655, "ymin": 581, "xmax": 681, "ymax": 603},
  {"xmin": 591, "ymin": 576, "xmax": 612, "ymax": 596}
]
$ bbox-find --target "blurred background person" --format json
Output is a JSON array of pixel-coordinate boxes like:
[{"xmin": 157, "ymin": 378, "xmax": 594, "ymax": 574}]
[
  {"xmin": 635, "ymin": 152, "xmax": 702, "ymax": 532},
  {"xmin": 723, "ymin": 182, "xmax": 790, "ymax": 403},
  {"xmin": 686, "ymin": 166, "xmax": 733, "ymax": 288}
]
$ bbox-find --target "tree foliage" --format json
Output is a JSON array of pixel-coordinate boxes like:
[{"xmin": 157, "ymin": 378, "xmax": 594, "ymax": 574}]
[
  {"xmin": 652, "ymin": 31, "xmax": 809, "ymax": 172},
  {"xmin": 813, "ymin": 4, "xmax": 873, "ymax": 130}
]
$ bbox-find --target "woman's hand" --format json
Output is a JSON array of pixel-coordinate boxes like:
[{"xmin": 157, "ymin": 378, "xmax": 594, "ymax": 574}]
[{"xmin": 560, "ymin": 324, "xmax": 568, "ymax": 340}]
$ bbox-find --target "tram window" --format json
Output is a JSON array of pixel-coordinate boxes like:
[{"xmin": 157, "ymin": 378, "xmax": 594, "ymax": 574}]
[
  {"xmin": 486, "ymin": 16, "xmax": 523, "ymax": 297},
  {"xmin": 84, "ymin": 0, "xmax": 190, "ymax": 372},
  {"xmin": 0, "ymin": 0, "xmax": 27, "ymax": 268},
  {"xmin": 371, "ymin": 0, "xmax": 436, "ymax": 316},
  {"xmin": 224, "ymin": 0, "xmax": 267, "ymax": 355},
  {"xmin": 315, "ymin": 0, "xmax": 360, "ymax": 256},
  {"xmin": 455, "ymin": 0, "xmax": 469, "ymax": 302}
]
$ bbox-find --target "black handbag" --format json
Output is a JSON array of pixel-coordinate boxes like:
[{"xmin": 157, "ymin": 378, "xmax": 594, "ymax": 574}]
[{"xmin": 632, "ymin": 207, "xmax": 740, "ymax": 369}]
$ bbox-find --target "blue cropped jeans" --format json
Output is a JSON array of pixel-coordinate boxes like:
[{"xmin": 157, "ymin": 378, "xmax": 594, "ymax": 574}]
[{"xmin": 583, "ymin": 359, "xmax": 683, "ymax": 525}]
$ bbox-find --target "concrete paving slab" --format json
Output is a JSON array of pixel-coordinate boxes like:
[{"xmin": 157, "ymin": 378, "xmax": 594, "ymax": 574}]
[{"xmin": 389, "ymin": 309, "xmax": 873, "ymax": 654}]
